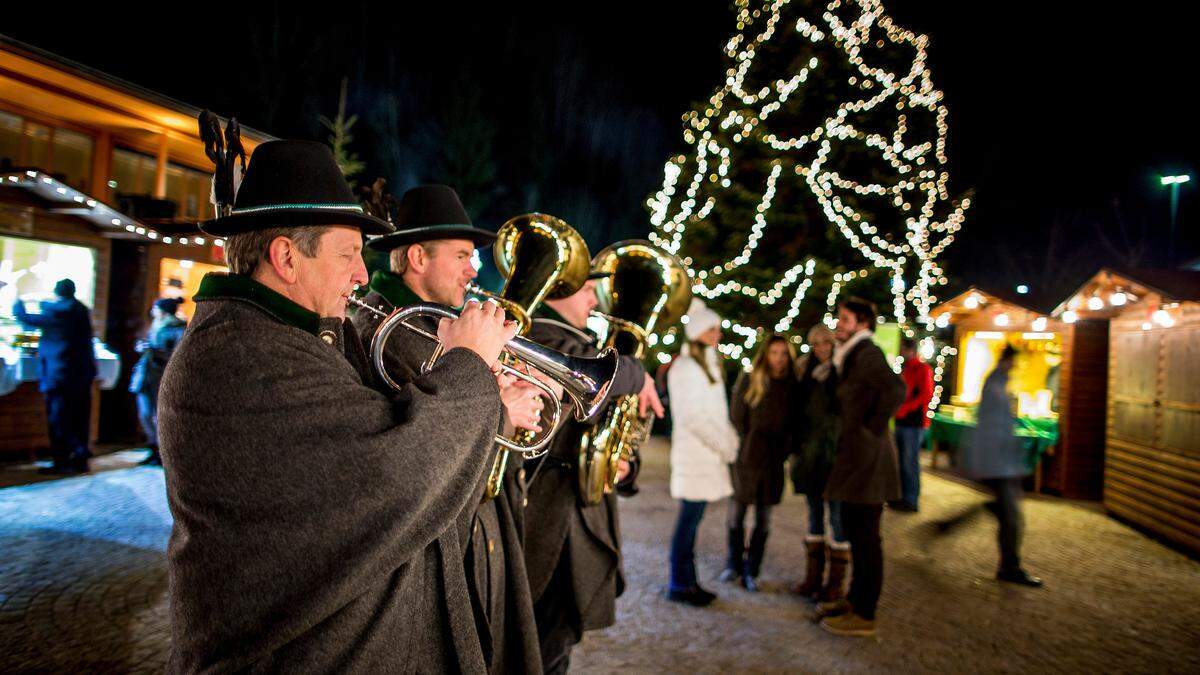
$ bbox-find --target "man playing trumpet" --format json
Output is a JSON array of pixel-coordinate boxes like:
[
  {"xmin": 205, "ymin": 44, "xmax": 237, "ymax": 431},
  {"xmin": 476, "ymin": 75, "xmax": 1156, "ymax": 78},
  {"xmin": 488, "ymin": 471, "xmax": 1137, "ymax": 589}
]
[
  {"xmin": 350, "ymin": 185, "xmax": 545, "ymax": 673},
  {"xmin": 158, "ymin": 142, "xmax": 516, "ymax": 673}
]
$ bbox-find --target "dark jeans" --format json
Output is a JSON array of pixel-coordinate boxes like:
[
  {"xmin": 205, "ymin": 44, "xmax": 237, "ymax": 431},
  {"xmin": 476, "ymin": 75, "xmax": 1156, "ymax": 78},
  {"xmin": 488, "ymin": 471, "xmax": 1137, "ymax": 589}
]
[
  {"xmin": 669, "ymin": 499, "xmax": 709, "ymax": 591},
  {"xmin": 45, "ymin": 385, "xmax": 91, "ymax": 467},
  {"xmin": 726, "ymin": 497, "xmax": 773, "ymax": 533},
  {"xmin": 983, "ymin": 477, "xmax": 1023, "ymax": 571},
  {"xmin": 841, "ymin": 502, "xmax": 884, "ymax": 620},
  {"xmin": 894, "ymin": 425, "xmax": 924, "ymax": 508},
  {"xmin": 136, "ymin": 391, "xmax": 158, "ymax": 446},
  {"xmin": 804, "ymin": 493, "xmax": 845, "ymax": 543}
]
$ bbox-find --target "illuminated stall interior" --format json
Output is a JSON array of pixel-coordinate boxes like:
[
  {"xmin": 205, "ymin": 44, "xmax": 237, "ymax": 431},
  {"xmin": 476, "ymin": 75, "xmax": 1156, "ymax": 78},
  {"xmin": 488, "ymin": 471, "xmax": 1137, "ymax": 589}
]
[
  {"xmin": 928, "ymin": 287, "xmax": 1080, "ymax": 495},
  {"xmin": 932, "ymin": 288, "xmax": 1062, "ymax": 417},
  {"xmin": 1056, "ymin": 268, "xmax": 1200, "ymax": 554}
]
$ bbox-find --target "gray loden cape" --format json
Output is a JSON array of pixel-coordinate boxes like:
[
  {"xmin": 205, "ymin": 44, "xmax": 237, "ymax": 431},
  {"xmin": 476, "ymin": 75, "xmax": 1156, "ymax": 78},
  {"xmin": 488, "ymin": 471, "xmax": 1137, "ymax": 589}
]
[
  {"xmin": 158, "ymin": 272, "xmax": 500, "ymax": 673},
  {"xmin": 351, "ymin": 270, "xmax": 541, "ymax": 674}
]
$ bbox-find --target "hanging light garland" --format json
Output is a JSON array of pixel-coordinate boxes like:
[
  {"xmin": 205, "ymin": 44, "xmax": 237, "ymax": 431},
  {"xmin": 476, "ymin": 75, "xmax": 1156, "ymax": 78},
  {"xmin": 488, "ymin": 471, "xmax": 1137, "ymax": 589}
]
[{"xmin": 650, "ymin": 0, "xmax": 969, "ymax": 359}]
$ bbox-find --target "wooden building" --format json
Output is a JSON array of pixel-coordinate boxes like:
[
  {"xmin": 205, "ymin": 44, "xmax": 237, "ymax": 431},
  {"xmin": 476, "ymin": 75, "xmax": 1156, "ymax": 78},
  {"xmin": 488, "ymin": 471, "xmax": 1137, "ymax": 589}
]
[
  {"xmin": 929, "ymin": 286, "xmax": 1110, "ymax": 498},
  {"xmin": 1057, "ymin": 269, "xmax": 1200, "ymax": 555},
  {"xmin": 1, "ymin": 36, "xmax": 270, "ymax": 455}
]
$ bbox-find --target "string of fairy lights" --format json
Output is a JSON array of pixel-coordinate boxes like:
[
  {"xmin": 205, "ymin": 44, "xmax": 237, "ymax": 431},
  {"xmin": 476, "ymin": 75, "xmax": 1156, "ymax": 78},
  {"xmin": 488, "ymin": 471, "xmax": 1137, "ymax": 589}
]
[{"xmin": 649, "ymin": 0, "xmax": 969, "ymax": 372}]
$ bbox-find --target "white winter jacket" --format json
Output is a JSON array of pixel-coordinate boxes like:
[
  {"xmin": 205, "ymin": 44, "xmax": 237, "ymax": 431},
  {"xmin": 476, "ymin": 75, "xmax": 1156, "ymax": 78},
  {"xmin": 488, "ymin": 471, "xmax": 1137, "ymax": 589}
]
[{"xmin": 667, "ymin": 346, "xmax": 739, "ymax": 502}]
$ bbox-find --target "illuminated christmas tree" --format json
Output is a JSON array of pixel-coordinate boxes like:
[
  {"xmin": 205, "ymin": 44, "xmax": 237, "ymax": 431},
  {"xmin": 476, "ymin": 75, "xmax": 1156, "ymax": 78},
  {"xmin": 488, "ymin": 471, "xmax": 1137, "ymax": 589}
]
[{"xmin": 648, "ymin": 0, "xmax": 970, "ymax": 367}]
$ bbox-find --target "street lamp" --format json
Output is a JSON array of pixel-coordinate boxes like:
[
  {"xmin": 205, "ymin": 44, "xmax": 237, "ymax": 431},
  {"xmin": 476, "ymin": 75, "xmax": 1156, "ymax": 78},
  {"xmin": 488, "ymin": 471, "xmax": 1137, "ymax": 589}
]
[{"xmin": 1161, "ymin": 174, "xmax": 1191, "ymax": 265}]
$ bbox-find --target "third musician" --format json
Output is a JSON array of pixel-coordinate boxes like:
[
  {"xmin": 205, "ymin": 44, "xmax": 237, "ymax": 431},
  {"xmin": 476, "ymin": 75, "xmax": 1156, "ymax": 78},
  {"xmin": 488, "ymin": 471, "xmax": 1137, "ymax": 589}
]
[{"xmin": 523, "ymin": 276, "xmax": 665, "ymax": 674}]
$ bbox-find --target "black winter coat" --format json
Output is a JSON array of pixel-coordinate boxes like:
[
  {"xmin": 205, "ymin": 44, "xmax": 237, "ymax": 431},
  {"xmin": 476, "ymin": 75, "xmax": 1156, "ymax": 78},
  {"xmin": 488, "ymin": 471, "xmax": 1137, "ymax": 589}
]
[{"xmin": 730, "ymin": 371, "xmax": 797, "ymax": 505}]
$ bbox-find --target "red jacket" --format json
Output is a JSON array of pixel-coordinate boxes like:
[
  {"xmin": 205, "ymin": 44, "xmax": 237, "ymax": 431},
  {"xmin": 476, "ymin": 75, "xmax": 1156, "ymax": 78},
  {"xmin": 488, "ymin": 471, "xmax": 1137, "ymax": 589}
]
[{"xmin": 895, "ymin": 357, "xmax": 934, "ymax": 428}]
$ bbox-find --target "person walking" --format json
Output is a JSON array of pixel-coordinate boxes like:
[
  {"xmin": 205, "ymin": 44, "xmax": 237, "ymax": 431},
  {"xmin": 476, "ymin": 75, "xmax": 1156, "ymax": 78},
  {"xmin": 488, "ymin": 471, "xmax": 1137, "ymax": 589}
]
[
  {"xmin": 129, "ymin": 298, "xmax": 187, "ymax": 466},
  {"xmin": 721, "ymin": 334, "xmax": 797, "ymax": 592},
  {"xmin": 818, "ymin": 298, "xmax": 904, "ymax": 637},
  {"xmin": 665, "ymin": 298, "xmax": 739, "ymax": 606},
  {"xmin": 11, "ymin": 278, "xmax": 97, "ymax": 474},
  {"xmin": 958, "ymin": 345, "xmax": 1043, "ymax": 587},
  {"xmin": 891, "ymin": 337, "xmax": 934, "ymax": 512},
  {"xmin": 789, "ymin": 324, "xmax": 849, "ymax": 603}
]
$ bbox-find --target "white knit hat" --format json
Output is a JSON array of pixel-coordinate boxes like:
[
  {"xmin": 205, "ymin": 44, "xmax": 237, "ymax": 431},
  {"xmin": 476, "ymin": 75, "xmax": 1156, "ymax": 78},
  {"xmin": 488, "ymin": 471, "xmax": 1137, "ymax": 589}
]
[{"xmin": 683, "ymin": 298, "xmax": 722, "ymax": 341}]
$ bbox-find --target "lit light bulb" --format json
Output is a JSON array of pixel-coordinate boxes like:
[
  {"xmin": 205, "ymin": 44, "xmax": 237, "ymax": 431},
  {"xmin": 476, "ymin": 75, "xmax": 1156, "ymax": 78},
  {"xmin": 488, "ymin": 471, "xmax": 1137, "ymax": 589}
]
[
  {"xmin": 1153, "ymin": 309, "xmax": 1174, "ymax": 327},
  {"xmin": 994, "ymin": 313, "xmax": 1010, "ymax": 327},
  {"xmin": 1110, "ymin": 292, "xmax": 1127, "ymax": 306},
  {"xmin": 1087, "ymin": 296, "xmax": 1104, "ymax": 311},
  {"xmin": 935, "ymin": 313, "xmax": 950, "ymax": 328},
  {"xmin": 1031, "ymin": 317, "xmax": 1048, "ymax": 332},
  {"xmin": 1063, "ymin": 310, "xmax": 1078, "ymax": 324}
]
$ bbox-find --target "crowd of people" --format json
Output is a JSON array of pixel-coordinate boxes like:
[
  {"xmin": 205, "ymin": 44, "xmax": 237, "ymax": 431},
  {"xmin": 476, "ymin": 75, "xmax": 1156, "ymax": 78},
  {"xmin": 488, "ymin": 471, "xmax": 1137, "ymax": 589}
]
[
  {"xmin": 663, "ymin": 296, "xmax": 1042, "ymax": 638},
  {"xmin": 3, "ymin": 136, "xmax": 1041, "ymax": 671}
]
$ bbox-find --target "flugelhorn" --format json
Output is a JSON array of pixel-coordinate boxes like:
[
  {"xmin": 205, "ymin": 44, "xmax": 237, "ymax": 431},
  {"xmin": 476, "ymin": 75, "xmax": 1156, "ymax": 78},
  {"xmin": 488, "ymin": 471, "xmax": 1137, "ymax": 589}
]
[{"xmin": 347, "ymin": 296, "xmax": 617, "ymax": 457}]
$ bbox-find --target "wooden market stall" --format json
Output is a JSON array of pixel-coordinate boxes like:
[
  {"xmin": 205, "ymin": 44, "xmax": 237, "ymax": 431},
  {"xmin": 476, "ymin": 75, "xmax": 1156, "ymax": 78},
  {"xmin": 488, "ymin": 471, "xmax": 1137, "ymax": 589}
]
[
  {"xmin": 1057, "ymin": 269, "xmax": 1200, "ymax": 555},
  {"xmin": 1, "ymin": 36, "xmax": 269, "ymax": 454},
  {"xmin": 928, "ymin": 287, "xmax": 1102, "ymax": 496}
]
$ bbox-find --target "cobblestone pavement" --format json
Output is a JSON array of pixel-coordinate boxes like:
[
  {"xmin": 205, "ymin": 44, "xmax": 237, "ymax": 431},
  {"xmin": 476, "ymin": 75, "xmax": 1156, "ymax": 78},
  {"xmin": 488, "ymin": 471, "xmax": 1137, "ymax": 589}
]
[
  {"xmin": 1, "ymin": 441, "xmax": 1198, "ymax": 673},
  {"xmin": 574, "ymin": 439, "xmax": 1200, "ymax": 673}
]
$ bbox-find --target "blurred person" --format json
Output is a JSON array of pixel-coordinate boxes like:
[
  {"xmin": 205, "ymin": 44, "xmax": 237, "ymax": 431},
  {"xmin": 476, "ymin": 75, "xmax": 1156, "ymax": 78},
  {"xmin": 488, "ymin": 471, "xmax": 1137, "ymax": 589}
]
[
  {"xmin": 722, "ymin": 333, "xmax": 798, "ymax": 592},
  {"xmin": 954, "ymin": 345, "xmax": 1043, "ymax": 587},
  {"xmin": 818, "ymin": 298, "xmax": 904, "ymax": 638},
  {"xmin": 129, "ymin": 297, "xmax": 187, "ymax": 466},
  {"xmin": 891, "ymin": 336, "xmax": 934, "ymax": 511},
  {"xmin": 789, "ymin": 324, "xmax": 849, "ymax": 603},
  {"xmin": 11, "ymin": 278, "xmax": 97, "ymax": 474},
  {"xmin": 665, "ymin": 298, "xmax": 739, "ymax": 607}
]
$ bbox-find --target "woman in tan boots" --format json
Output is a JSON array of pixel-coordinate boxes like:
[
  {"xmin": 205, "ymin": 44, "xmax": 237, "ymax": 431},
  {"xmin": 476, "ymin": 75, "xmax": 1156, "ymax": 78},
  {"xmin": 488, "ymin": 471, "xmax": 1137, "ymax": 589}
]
[{"xmin": 789, "ymin": 324, "xmax": 849, "ymax": 602}]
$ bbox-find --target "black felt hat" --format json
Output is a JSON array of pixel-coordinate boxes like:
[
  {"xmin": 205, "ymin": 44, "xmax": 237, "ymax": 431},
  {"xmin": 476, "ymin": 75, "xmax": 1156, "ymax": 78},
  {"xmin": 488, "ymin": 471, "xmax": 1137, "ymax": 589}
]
[
  {"xmin": 199, "ymin": 140, "xmax": 394, "ymax": 236},
  {"xmin": 366, "ymin": 185, "xmax": 495, "ymax": 251}
]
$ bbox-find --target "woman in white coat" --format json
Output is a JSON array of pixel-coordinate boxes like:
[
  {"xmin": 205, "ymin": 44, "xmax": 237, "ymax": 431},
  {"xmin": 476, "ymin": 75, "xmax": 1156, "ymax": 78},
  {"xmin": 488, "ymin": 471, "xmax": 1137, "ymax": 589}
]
[{"xmin": 666, "ymin": 299, "xmax": 739, "ymax": 606}]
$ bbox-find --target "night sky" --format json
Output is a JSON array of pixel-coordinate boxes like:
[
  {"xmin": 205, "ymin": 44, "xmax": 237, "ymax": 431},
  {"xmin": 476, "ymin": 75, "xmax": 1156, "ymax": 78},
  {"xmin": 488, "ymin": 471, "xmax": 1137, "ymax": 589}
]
[{"xmin": 5, "ymin": 1, "xmax": 1195, "ymax": 302}]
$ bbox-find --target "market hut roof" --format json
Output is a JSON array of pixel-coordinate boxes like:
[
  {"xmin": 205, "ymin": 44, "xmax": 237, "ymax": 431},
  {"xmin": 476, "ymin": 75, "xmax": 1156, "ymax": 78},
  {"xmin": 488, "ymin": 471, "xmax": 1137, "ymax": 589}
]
[{"xmin": 1052, "ymin": 268, "xmax": 1200, "ymax": 318}]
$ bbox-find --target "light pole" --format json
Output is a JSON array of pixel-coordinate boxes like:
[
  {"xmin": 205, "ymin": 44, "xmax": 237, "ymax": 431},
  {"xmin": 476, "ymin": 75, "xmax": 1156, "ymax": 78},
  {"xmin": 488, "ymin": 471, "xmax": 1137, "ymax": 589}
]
[{"xmin": 1161, "ymin": 174, "xmax": 1191, "ymax": 266}]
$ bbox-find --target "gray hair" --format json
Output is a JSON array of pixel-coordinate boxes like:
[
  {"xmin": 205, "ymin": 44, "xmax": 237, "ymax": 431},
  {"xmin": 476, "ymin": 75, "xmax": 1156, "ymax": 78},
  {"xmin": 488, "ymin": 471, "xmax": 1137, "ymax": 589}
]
[
  {"xmin": 388, "ymin": 241, "xmax": 441, "ymax": 276},
  {"xmin": 807, "ymin": 323, "xmax": 835, "ymax": 345},
  {"xmin": 223, "ymin": 226, "xmax": 329, "ymax": 275}
]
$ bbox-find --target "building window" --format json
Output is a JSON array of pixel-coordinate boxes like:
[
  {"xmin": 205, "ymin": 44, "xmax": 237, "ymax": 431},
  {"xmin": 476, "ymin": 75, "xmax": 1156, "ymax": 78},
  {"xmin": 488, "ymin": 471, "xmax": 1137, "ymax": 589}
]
[
  {"xmin": 0, "ymin": 111, "xmax": 22, "ymax": 169},
  {"xmin": 51, "ymin": 128, "xmax": 94, "ymax": 191},
  {"xmin": 0, "ymin": 111, "xmax": 93, "ymax": 190},
  {"xmin": 166, "ymin": 162, "xmax": 213, "ymax": 220},
  {"xmin": 110, "ymin": 148, "xmax": 157, "ymax": 196}
]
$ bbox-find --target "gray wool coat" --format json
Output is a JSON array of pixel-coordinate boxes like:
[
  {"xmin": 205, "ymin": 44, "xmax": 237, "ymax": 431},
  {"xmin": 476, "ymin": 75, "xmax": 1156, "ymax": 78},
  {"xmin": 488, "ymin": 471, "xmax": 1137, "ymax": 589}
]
[
  {"xmin": 824, "ymin": 337, "xmax": 905, "ymax": 505},
  {"xmin": 158, "ymin": 273, "xmax": 500, "ymax": 674},
  {"xmin": 351, "ymin": 270, "xmax": 541, "ymax": 675},
  {"xmin": 522, "ymin": 309, "xmax": 647, "ymax": 634}
]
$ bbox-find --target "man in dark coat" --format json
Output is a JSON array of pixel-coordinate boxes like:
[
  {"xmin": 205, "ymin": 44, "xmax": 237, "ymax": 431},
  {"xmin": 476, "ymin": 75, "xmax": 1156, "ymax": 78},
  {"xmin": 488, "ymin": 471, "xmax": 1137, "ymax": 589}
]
[
  {"xmin": 818, "ymin": 297, "xmax": 904, "ymax": 637},
  {"xmin": 350, "ymin": 185, "xmax": 544, "ymax": 674},
  {"xmin": 523, "ymin": 278, "xmax": 664, "ymax": 674},
  {"xmin": 157, "ymin": 141, "xmax": 516, "ymax": 673},
  {"xmin": 11, "ymin": 278, "xmax": 97, "ymax": 474}
]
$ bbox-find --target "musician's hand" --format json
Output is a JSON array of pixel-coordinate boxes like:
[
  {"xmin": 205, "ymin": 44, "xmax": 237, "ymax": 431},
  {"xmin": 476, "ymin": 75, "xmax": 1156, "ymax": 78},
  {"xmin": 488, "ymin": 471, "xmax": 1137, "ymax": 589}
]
[
  {"xmin": 615, "ymin": 458, "xmax": 632, "ymax": 483},
  {"xmin": 637, "ymin": 373, "xmax": 665, "ymax": 418},
  {"xmin": 499, "ymin": 377, "xmax": 545, "ymax": 432},
  {"xmin": 438, "ymin": 299, "xmax": 517, "ymax": 370}
]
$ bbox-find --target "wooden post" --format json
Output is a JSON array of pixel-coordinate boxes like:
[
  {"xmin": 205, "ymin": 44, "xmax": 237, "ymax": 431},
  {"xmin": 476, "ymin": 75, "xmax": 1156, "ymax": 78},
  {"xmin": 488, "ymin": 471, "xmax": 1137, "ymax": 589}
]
[
  {"xmin": 90, "ymin": 131, "xmax": 112, "ymax": 203},
  {"xmin": 153, "ymin": 133, "xmax": 169, "ymax": 198}
]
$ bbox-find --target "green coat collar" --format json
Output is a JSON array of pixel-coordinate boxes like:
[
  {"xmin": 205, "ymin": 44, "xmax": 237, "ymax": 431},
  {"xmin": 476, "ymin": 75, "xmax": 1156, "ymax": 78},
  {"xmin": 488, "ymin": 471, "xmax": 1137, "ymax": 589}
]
[
  {"xmin": 194, "ymin": 273, "xmax": 321, "ymax": 336},
  {"xmin": 368, "ymin": 270, "xmax": 423, "ymax": 309}
]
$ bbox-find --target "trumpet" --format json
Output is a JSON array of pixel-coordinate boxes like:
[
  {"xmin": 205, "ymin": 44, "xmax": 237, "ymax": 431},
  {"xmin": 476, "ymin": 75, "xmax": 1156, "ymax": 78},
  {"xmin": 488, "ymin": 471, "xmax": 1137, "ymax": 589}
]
[{"xmin": 347, "ymin": 296, "xmax": 618, "ymax": 457}]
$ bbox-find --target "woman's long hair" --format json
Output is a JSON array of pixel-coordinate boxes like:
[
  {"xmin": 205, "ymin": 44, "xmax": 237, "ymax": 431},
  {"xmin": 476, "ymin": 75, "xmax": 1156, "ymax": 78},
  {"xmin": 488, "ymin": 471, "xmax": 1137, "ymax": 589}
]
[
  {"xmin": 744, "ymin": 334, "xmax": 796, "ymax": 408},
  {"xmin": 687, "ymin": 340, "xmax": 718, "ymax": 384}
]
